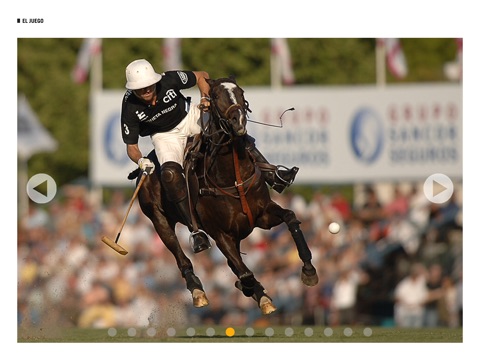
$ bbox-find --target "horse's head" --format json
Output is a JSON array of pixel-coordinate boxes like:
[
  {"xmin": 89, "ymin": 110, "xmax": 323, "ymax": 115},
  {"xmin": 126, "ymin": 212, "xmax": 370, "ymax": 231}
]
[{"xmin": 206, "ymin": 76, "xmax": 250, "ymax": 137}]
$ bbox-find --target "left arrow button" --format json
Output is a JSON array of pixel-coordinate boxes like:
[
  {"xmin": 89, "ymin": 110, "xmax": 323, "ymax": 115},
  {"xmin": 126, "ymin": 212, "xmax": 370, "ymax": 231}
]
[{"xmin": 26, "ymin": 173, "xmax": 57, "ymax": 204}]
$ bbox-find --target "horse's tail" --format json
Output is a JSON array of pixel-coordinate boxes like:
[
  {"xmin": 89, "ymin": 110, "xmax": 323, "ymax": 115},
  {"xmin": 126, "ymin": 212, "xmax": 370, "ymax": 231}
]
[{"xmin": 127, "ymin": 167, "xmax": 140, "ymax": 180}]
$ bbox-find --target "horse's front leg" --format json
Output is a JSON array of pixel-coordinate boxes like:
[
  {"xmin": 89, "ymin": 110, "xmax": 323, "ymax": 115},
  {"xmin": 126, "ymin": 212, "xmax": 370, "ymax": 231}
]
[
  {"xmin": 234, "ymin": 274, "xmax": 276, "ymax": 315},
  {"xmin": 288, "ymin": 219, "xmax": 319, "ymax": 286},
  {"xmin": 260, "ymin": 203, "xmax": 319, "ymax": 287},
  {"xmin": 215, "ymin": 233, "xmax": 277, "ymax": 315}
]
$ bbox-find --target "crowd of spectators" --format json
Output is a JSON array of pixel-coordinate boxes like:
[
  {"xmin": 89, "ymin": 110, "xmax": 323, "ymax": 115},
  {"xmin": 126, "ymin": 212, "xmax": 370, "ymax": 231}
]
[{"xmin": 18, "ymin": 181, "xmax": 463, "ymax": 331}]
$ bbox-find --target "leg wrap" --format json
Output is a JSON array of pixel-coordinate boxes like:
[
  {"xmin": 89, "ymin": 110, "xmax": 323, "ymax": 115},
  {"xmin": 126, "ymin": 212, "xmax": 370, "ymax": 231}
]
[
  {"xmin": 288, "ymin": 222, "xmax": 312, "ymax": 262},
  {"xmin": 182, "ymin": 268, "xmax": 204, "ymax": 292},
  {"xmin": 252, "ymin": 282, "xmax": 270, "ymax": 303},
  {"xmin": 239, "ymin": 272, "xmax": 255, "ymax": 297}
]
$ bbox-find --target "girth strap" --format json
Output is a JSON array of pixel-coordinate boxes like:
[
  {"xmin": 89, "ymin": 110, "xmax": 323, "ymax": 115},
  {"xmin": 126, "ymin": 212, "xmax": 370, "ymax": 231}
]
[{"xmin": 232, "ymin": 145, "xmax": 254, "ymax": 228}]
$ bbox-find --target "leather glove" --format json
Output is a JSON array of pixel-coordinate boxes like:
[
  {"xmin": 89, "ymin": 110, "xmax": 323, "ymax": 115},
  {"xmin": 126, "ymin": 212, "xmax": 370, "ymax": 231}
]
[{"xmin": 138, "ymin": 157, "xmax": 155, "ymax": 175}]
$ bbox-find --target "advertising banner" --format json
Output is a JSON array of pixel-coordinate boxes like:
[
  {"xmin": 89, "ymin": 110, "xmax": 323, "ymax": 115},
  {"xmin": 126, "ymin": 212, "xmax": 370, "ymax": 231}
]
[{"xmin": 91, "ymin": 84, "xmax": 462, "ymax": 186}]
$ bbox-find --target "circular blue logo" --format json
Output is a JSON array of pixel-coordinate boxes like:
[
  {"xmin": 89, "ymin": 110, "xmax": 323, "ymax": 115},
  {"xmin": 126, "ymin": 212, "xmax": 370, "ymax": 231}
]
[{"xmin": 350, "ymin": 108, "xmax": 384, "ymax": 164}]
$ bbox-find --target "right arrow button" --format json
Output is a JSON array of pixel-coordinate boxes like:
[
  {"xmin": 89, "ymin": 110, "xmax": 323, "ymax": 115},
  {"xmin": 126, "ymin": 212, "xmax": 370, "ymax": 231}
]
[{"xmin": 424, "ymin": 173, "xmax": 454, "ymax": 204}]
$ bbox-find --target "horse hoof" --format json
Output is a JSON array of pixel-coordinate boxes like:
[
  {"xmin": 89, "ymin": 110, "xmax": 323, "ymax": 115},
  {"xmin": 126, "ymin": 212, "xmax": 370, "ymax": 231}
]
[
  {"xmin": 192, "ymin": 289, "xmax": 209, "ymax": 308},
  {"xmin": 259, "ymin": 296, "xmax": 276, "ymax": 315},
  {"xmin": 301, "ymin": 271, "xmax": 319, "ymax": 287}
]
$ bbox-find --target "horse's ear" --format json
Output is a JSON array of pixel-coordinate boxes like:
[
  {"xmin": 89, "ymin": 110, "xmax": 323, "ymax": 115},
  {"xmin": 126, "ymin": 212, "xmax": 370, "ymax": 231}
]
[
  {"xmin": 206, "ymin": 78, "xmax": 214, "ymax": 87},
  {"xmin": 228, "ymin": 74, "xmax": 236, "ymax": 83}
]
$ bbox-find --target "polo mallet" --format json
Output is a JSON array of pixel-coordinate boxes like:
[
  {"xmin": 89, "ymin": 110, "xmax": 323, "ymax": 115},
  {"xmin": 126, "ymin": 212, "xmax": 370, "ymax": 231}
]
[{"xmin": 101, "ymin": 168, "xmax": 151, "ymax": 255}]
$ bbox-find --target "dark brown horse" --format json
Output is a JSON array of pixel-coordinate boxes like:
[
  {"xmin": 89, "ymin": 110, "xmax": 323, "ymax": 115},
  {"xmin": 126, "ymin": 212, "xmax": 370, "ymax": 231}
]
[{"xmin": 132, "ymin": 76, "xmax": 318, "ymax": 315}]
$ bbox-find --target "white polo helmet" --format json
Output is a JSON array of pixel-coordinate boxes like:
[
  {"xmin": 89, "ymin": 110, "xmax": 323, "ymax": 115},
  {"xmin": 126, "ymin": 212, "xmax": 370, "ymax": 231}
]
[{"xmin": 125, "ymin": 59, "xmax": 162, "ymax": 90}]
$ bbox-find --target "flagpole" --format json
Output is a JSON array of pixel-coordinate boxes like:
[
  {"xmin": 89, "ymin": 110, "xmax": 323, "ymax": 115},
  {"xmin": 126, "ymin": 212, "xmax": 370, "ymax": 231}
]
[
  {"xmin": 90, "ymin": 45, "xmax": 102, "ymax": 94},
  {"xmin": 376, "ymin": 39, "xmax": 386, "ymax": 87},
  {"xmin": 89, "ymin": 40, "xmax": 103, "ymax": 208}
]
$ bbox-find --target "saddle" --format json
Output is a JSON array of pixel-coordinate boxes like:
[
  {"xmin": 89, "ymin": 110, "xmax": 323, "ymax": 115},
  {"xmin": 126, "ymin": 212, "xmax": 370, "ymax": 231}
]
[{"xmin": 127, "ymin": 133, "xmax": 260, "ymax": 201}]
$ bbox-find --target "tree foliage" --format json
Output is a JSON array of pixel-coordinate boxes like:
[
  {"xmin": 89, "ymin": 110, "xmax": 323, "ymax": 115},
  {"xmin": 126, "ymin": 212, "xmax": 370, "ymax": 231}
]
[{"xmin": 17, "ymin": 38, "xmax": 459, "ymax": 187}]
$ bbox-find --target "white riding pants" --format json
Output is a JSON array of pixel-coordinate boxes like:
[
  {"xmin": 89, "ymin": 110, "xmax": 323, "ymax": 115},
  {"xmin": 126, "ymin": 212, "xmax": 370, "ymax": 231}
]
[{"xmin": 151, "ymin": 103, "xmax": 206, "ymax": 166}]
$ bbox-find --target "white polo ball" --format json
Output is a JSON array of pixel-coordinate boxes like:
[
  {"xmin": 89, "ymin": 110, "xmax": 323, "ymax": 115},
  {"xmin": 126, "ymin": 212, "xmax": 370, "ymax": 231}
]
[{"xmin": 328, "ymin": 222, "xmax": 340, "ymax": 234}]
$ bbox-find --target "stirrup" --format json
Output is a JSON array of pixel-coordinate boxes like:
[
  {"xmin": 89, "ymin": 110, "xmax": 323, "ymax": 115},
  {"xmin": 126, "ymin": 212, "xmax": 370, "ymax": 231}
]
[
  {"xmin": 189, "ymin": 229, "xmax": 211, "ymax": 253},
  {"xmin": 270, "ymin": 165, "xmax": 298, "ymax": 193},
  {"xmin": 276, "ymin": 165, "xmax": 298, "ymax": 184}
]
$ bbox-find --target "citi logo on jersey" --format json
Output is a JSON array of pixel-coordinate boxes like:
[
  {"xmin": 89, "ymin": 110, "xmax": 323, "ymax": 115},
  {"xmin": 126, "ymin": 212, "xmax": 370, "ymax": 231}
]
[
  {"xmin": 136, "ymin": 111, "xmax": 147, "ymax": 121},
  {"xmin": 163, "ymin": 89, "xmax": 177, "ymax": 103}
]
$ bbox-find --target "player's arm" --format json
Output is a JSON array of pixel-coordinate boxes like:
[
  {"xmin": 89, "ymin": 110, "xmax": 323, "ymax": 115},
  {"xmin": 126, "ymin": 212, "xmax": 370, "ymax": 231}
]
[
  {"xmin": 126, "ymin": 143, "xmax": 143, "ymax": 164},
  {"xmin": 193, "ymin": 71, "xmax": 210, "ymax": 110},
  {"xmin": 127, "ymin": 143, "xmax": 155, "ymax": 174}
]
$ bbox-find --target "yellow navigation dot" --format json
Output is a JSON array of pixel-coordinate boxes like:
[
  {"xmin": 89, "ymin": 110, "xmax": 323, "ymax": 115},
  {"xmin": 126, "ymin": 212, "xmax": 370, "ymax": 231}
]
[{"xmin": 225, "ymin": 327, "xmax": 235, "ymax": 337}]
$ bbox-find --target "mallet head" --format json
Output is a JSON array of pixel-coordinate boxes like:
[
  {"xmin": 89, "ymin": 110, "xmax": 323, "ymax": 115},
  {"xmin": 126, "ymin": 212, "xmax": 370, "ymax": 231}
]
[{"xmin": 101, "ymin": 236, "xmax": 128, "ymax": 255}]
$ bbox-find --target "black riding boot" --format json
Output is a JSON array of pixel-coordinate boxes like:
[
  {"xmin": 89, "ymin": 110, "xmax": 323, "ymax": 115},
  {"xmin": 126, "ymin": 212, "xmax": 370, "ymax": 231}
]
[
  {"xmin": 245, "ymin": 135, "xmax": 298, "ymax": 193},
  {"xmin": 160, "ymin": 161, "xmax": 211, "ymax": 253}
]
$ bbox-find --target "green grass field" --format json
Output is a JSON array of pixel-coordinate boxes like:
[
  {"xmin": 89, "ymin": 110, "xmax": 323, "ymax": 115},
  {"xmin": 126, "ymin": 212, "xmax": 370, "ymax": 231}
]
[{"xmin": 18, "ymin": 326, "xmax": 462, "ymax": 343}]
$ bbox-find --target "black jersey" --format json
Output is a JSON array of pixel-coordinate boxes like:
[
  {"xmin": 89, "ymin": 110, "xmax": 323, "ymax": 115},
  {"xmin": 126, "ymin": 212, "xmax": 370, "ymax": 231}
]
[{"xmin": 121, "ymin": 70, "xmax": 197, "ymax": 144}]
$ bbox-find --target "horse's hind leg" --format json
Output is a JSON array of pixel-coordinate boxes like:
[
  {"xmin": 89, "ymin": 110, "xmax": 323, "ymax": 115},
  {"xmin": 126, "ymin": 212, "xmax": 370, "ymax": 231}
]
[
  {"xmin": 139, "ymin": 183, "xmax": 208, "ymax": 308},
  {"xmin": 183, "ymin": 268, "xmax": 209, "ymax": 308},
  {"xmin": 154, "ymin": 224, "xmax": 209, "ymax": 307},
  {"xmin": 158, "ymin": 226, "xmax": 209, "ymax": 307}
]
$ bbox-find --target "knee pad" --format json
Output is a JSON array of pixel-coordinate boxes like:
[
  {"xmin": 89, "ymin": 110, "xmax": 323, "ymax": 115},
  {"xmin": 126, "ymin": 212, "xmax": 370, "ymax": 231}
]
[{"xmin": 160, "ymin": 161, "xmax": 187, "ymax": 202}]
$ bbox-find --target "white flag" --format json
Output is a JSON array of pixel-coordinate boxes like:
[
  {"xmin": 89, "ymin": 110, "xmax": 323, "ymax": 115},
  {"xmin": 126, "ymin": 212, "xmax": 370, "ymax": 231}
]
[
  {"xmin": 444, "ymin": 38, "xmax": 463, "ymax": 81},
  {"xmin": 383, "ymin": 38, "xmax": 408, "ymax": 79},
  {"xmin": 163, "ymin": 38, "xmax": 183, "ymax": 71},
  {"xmin": 72, "ymin": 38, "xmax": 102, "ymax": 84},
  {"xmin": 18, "ymin": 94, "xmax": 57, "ymax": 160},
  {"xmin": 271, "ymin": 38, "xmax": 295, "ymax": 85}
]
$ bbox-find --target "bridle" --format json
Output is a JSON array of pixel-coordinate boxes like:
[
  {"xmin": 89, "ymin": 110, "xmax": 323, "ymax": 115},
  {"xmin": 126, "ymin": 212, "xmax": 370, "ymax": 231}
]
[
  {"xmin": 199, "ymin": 81, "xmax": 259, "ymax": 227},
  {"xmin": 204, "ymin": 82, "xmax": 251, "ymax": 142}
]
